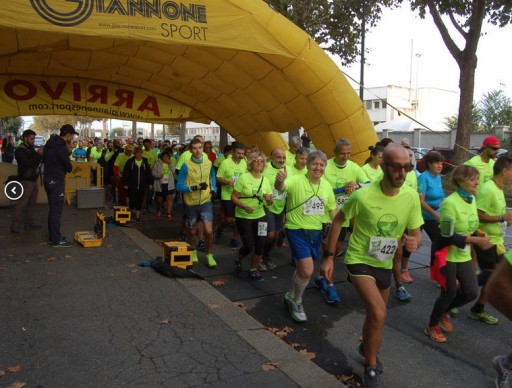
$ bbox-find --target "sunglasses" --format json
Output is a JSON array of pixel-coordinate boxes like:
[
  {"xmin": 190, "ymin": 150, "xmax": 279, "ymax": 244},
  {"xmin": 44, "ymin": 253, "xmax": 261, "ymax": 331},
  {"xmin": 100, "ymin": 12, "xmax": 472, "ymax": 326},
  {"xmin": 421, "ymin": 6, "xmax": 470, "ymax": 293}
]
[
  {"xmin": 385, "ymin": 162, "xmax": 415, "ymax": 173},
  {"xmin": 488, "ymin": 146, "xmax": 500, "ymax": 150}
]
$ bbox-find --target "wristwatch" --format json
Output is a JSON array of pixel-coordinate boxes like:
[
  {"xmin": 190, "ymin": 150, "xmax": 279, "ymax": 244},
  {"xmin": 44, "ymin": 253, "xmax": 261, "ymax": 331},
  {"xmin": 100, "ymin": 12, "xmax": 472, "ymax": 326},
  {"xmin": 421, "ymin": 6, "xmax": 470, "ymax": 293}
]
[
  {"xmin": 323, "ymin": 251, "xmax": 334, "ymax": 258},
  {"xmin": 499, "ymin": 214, "xmax": 505, "ymax": 223}
]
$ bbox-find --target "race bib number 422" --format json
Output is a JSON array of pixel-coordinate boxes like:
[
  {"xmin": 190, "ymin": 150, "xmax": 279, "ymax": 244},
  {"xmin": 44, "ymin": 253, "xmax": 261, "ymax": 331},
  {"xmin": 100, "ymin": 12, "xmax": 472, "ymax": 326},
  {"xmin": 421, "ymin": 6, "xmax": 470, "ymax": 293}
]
[{"xmin": 368, "ymin": 236, "xmax": 399, "ymax": 262}]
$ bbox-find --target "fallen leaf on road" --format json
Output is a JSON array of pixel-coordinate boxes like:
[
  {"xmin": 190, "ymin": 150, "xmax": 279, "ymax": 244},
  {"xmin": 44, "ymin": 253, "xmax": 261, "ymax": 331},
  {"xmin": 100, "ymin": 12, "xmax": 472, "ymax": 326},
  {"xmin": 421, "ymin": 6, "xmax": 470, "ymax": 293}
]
[
  {"xmin": 0, "ymin": 267, "xmax": 6, "ymax": 271},
  {"xmin": 208, "ymin": 304, "xmax": 219, "ymax": 309},
  {"xmin": 271, "ymin": 276, "xmax": 277, "ymax": 279},
  {"xmin": 212, "ymin": 279, "xmax": 226, "ymax": 286},
  {"xmin": 7, "ymin": 254, "xmax": 14, "ymax": 257},
  {"xmin": 233, "ymin": 302, "xmax": 247, "ymax": 310},
  {"xmin": 107, "ymin": 244, "xmax": 113, "ymax": 248},
  {"xmin": 299, "ymin": 349, "xmax": 316, "ymax": 360},
  {"xmin": 0, "ymin": 370, "xmax": 6, "ymax": 376},
  {"xmin": 6, "ymin": 365, "xmax": 21, "ymax": 373},
  {"xmin": 160, "ymin": 319, "xmax": 171, "ymax": 325},
  {"xmin": 337, "ymin": 374, "xmax": 361, "ymax": 387},
  {"xmin": 290, "ymin": 343, "xmax": 300, "ymax": 348},
  {"xmin": 8, "ymin": 382, "xmax": 26, "ymax": 388},
  {"xmin": 47, "ymin": 272, "xmax": 55, "ymax": 276},
  {"xmin": 126, "ymin": 264, "xmax": 136, "ymax": 268},
  {"xmin": 47, "ymin": 256, "xmax": 57, "ymax": 261},
  {"xmin": 261, "ymin": 362, "xmax": 278, "ymax": 371},
  {"xmin": 64, "ymin": 255, "xmax": 72, "ymax": 259},
  {"xmin": 282, "ymin": 326, "xmax": 294, "ymax": 333},
  {"xmin": 130, "ymin": 269, "xmax": 138, "ymax": 273},
  {"xmin": 39, "ymin": 242, "xmax": 47, "ymax": 245},
  {"xmin": 275, "ymin": 331, "xmax": 288, "ymax": 339}
]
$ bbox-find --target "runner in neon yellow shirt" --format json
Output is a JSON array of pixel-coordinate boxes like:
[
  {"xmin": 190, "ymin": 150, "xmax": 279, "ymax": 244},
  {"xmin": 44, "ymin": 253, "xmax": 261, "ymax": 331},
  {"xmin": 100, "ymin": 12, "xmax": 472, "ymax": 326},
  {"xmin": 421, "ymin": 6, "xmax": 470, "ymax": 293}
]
[
  {"xmin": 285, "ymin": 135, "xmax": 301, "ymax": 167},
  {"xmin": 275, "ymin": 150, "xmax": 336, "ymax": 323},
  {"xmin": 215, "ymin": 142, "xmax": 247, "ymax": 248},
  {"xmin": 464, "ymin": 136, "xmax": 501, "ymax": 190},
  {"xmin": 470, "ymin": 157, "xmax": 512, "ymax": 325},
  {"xmin": 362, "ymin": 145, "xmax": 384, "ymax": 183},
  {"xmin": 287, "ymin": 147, "xmax": 309, "ymax": 178},
  {"xmin": 323, "ymin": 145, "xmax": 423, "ymax": 382},
  {"xmin": 261, "ymin": 148, "xmax": 287, "ymax": 270},
  {"xmin": 425, "ymin": 165, "xmax": 492, "ymax": 344},
  {"xmin": 231, "ymin": 152, "xmax": 273, "ymax": 281}
]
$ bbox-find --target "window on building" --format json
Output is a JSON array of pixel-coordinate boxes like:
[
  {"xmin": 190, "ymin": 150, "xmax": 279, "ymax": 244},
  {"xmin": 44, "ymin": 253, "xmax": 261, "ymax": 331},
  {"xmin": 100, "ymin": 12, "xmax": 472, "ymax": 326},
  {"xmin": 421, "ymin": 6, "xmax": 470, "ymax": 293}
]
[
  {"xmin": 373, "ymin": 101, "xmax": 380, "ymax": 110},
  {"xmin": 365, "ymin": 100, "xmax": 372, "ymax": 110},
  {"xmin": 381, "ymin": 100, "xmax": 387, "ymax": 109}
]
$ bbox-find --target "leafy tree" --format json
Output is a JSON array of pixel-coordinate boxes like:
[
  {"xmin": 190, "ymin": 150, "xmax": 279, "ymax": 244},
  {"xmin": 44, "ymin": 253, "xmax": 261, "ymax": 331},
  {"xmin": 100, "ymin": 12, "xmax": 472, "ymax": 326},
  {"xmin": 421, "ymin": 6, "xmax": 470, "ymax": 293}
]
[
  {"xmin": 0, "ymin": 117, "xmax": 23, "ymax": 137},
  {"xmin": 407, "ymin": 0, "xmax": 512, "ymax": 165},
  {"xmin": 32, "ymin": 115, "xmax": 77, "ymax": 138},
  {"xmin": 477, "ymin": 90, "xmax": 512, "ymax": 130},
  {"xmin": 111, "ymin": 127, "xmax": 125, "ymax": 137},
  {"xmin": 444, "ymin": 103, "xmax": 483, "ymax": 132}
]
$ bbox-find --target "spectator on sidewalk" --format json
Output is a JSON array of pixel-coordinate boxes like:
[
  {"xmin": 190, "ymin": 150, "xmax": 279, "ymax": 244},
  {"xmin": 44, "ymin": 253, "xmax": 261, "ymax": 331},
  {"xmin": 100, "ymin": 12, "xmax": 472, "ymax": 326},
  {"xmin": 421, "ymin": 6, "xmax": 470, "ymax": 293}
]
[
  {"xmin": 10, "ymin": 129, "xmax": 43, "ymax": 233},
  {"xmin": 152, "ymin": 150, "xmax": 176, "ymax": 221},
  {"xmin": 300, "ymin": 131, "xmax": 311, "ymax": 149},
  {"xmin": 114, "ymin": 144, "xmax": 134, "ymax": 206},
  {"xmin": 43, "ymin": 124, "xmax": 78, "ymax": 247},
  {"xmin": 1, "ymin": 134, "xmax": 15, "ymax": 163}
]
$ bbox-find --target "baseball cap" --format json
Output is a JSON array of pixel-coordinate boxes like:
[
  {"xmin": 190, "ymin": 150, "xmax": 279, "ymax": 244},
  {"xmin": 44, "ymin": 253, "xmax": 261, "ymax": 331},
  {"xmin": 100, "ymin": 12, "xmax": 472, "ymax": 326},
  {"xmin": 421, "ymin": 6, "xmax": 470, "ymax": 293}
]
[
  {"xmin": 59, "ymin": 124, "xmax": 79, "ymax": 136},
  {"xmin": 482, "ymin": 136, "xmax": 501, "ymax": 148}
]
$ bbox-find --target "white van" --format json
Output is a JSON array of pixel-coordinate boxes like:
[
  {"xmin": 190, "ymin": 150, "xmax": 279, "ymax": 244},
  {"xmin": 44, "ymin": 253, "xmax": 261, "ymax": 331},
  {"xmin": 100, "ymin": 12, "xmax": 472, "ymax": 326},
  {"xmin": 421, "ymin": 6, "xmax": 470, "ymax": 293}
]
[{"xmin": 34, "ymin": 135, "xmax": 45, "ymax": 147}]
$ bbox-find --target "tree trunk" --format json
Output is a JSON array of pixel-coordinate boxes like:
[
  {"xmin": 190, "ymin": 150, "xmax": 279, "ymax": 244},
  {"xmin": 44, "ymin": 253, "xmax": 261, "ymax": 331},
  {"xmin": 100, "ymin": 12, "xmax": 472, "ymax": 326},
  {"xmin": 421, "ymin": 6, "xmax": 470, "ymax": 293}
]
[
  {"xmin": 102, "ymin": 118, "xmax": 107, "ymax": 139},
  {"xmin": 131, "ymin": 121, "xmax": 137, "ymax": 140},
  {"xmin": 452, "ymin": 57, "xmax": 477, "ymax": 166},
  {"xmin": 151, "ymin": 123, "xmax": 155, "ymax": 139},
  {"xmin": 219, "ymin": 127, "xmax": 228, "ymax": 150}
]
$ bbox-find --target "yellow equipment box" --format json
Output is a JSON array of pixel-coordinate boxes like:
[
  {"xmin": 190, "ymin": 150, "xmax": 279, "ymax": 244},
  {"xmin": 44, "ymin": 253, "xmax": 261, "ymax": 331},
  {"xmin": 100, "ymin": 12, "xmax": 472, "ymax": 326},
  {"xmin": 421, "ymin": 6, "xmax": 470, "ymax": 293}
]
[
  {"xmin": 113, "ymin": 206, "xmax": 131, "ymax": 224},
  {"xmin": 162, "ymin": 241, "xmax": 195, "ymax": 269},
  {"xmin": 74, "ymin": 212, "xmax": 107, "ymax": 248}
]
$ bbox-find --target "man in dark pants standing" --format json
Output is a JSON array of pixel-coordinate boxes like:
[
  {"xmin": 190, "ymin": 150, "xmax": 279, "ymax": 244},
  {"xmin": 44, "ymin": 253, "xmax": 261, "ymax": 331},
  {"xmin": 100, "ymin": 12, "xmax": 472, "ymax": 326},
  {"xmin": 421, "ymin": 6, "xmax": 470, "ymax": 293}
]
[
  {"xmin": 43, "ymin": 124, "xmax": 77, "ymax": 247},
  {"xmin": 10, "ymin": 129, "xmax": 44, "ymax": 233}
]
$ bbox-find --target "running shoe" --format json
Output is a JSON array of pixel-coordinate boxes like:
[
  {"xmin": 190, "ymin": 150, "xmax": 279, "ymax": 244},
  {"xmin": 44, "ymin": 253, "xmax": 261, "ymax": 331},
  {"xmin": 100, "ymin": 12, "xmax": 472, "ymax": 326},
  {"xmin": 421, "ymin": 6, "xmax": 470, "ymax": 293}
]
[
  {"xmin": 363, "ymin": 366, "xmax": 381, "ymax": 388},
  {"xmin": 214, "ymin": 225, "xmax": 222, "ymax": 244},
  {"xmin": 449, "ymin": 307, "xmax": 459, "ymax": 317},
  {"xmin": 493, "ymin": 355, "xmax": 512, "ymax": 388},
  {"xmin": 326, "ymin": 285, "xmax": 341, "ymax": 304},
  {"xmin": 469, "ymin": 310, "xmax": 499, "ymax": 325},
  {"xmin": 248, "ymin": 269, "xmax": 263, "ymax": 281},
  {"xmin": 198, "ymin": 240, "xmax": 207, "ymax": 252},
  {"xmin": 155, "ymin": 210, "xmax": 161, "ymax": 218},
  {"xmin": 439, "ymin": 313, "xmax": 453, "ymax": 332},
  {"xmin": 358, "ymin": 343, "xmax": 384, "ymax": 374},
  {"xmin": 257, "ymin": 262, "xmax": 268, "ymax": 272},
  {"xmin": 424, "ymin": 325, "xmax": 447, "ymax": 343},
  {"xmin": 179, "ymin": 232, "xmax": 187, "ymax": 242},
  {"xmin": 394, "ymin": 286, "xmax": 412, "ymax": 302},
  {"xmin": 205, "ymin": 253, "xmax": 217, "ymax": 268},
  {"xmin": 284, "ymin": 292, "xmax": 307, "ymax": 323},
  {"xmin": 166, "ymin": 214, "xmax": 175, "ymax": 221},
  {"xmin": 233, "ymin": 258, "xmax": 242, "ymax": 277},
  {"xmin": 230, "ymin": 239, "xmax": 241, "ymax": 249},
  {"xmin": 263, "ymin": 255, "xmax": 277, "ymax": 269},
  {"xmin": 400, "ymin": 269, "xmax": 413, "ymax": 283},
  {"xmin": 134, "ymin": 217, "xmax": 142, "ymax": 223},
  {"xmin": 277, "ymin": 230, "xmax": 286, "ymax": 248},
  {"xmin": 314, "ymin": 276, "xmax": 329, "ymax": 293}
]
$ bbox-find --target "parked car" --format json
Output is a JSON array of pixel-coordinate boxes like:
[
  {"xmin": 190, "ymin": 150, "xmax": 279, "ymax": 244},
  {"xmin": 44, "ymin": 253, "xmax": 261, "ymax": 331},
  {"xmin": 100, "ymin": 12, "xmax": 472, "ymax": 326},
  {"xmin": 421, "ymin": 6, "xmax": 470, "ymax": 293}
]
[
  {"xmin": 411, "ymin": 147, "xmax": 431, "ymax": 160},
  {"xmin": 416, "ymin": 147, "xmax": 454, "ymax": 174},
  {"xmin": 34, "ymin": 135, "xmax": 45, "ymax": 147},
  {"xmin": 469, "ymin": 147, "xmax": 509, "ymax": 159}
]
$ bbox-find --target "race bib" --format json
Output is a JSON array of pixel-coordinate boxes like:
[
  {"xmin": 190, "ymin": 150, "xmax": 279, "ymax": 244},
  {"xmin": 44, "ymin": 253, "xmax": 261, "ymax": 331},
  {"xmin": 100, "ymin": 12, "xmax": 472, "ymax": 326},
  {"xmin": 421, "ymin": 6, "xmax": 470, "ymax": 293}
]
[
  {"xmin": 272, "ymin": 188, "xmax": 286, "ymax": 200},
  {"xmin": 257, "ymin": 222, "xmax": 268, "ymax": 236},
  {"xmin": 368, "ymin": 236, "xmax": 399, "ymax": 262},
  {"xmin": 162, "ymin": 175, "xmax": 169, "ymax": 184},
  {"xmin": 232, "ymin": 175, "xmax": 240, "ymax": 185},
  {"xmin": 335, "ymin": 193, "xmax": 349, "ymax": 210},
  {"xmin": 304, "ymin": 197, "xmax": 324, "ymax": 215},
  {"xmin": 457, "ymin": 244, "xmax": 470, "ymax": 252}
]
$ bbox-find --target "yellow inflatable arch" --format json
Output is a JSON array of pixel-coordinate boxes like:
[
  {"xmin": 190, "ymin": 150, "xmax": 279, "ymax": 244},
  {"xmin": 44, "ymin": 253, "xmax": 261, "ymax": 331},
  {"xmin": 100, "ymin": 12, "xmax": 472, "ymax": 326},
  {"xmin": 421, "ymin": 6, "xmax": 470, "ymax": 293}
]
[{"xmin": 0, "ymin": 0, "xmax": 376, "ymax": 163}]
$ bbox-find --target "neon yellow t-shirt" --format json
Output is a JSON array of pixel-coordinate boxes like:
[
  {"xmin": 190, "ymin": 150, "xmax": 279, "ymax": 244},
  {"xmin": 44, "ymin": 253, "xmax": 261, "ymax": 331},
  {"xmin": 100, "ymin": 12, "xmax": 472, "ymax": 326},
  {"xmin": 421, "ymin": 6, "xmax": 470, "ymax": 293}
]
[
  {"xmin": 89, "ymin": 147, "xmax": 103, "ymax": 163},
  {"xmin": 214, "ymin": 155, "xmax": 226, "ymax": 168},
  {"xmin": 342, "ymin": 182, "xmax": 423, "ymax": 269},
  {"xmin": 287, "ymin": 165, "xmax": 307, "ymax": 178},
  {"xmin": 476, "ymin": 179, "xmax": 506, "ymax": 245},
  {"xmin": 142, "ymin": 148, "xmax": 158, "ymax": 167},
  {"xmin": 464, "ymin": 155, "xmax": 495, "ymax": 188},
  {"xmin": 324, "ymin": 158, "xmax": 369, "ymax": 210},
  {"xmin": 441, "ymin": 192, "xmax": 479, "ymax": 263},
  {"xmin": 362, "ymin": 163, "xmax": 383, "ymax": 183},
  {"xmin": 234, "ymin": 173, "xmax": 272, "ymax": 219},
  {"xmin": 114, "ymin": 153, "xmax": 133, "ymax": 177},
  {"xmin": 285, "ymin": 150, "xmax": 296, "ymax": 167},
  {"xmin": 263, "ymin": 162, "xmax": 286, "ymax": 214},
  {"xmin": 216, "ymin": 156, "xmax": 247, "ymax": 200},
  {"xmin": 404, "ymin": 170, "xmax": 418, "ymax": 190},
  {"xmin": 284, "ymin": 174, "xmax": 336, "ymax": 231}
]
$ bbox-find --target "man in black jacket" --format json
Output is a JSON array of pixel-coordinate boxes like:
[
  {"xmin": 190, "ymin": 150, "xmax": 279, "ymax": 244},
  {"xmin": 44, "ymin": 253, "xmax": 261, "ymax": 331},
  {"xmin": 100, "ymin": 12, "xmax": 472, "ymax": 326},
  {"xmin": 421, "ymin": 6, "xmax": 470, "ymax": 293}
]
[
  {"xmin": 10, "ymin": 130, "xmax": 43, "ymax": 233},
  {"xmin": 43, "ymin": 124, "xmax": 77, "ymax": 247}
]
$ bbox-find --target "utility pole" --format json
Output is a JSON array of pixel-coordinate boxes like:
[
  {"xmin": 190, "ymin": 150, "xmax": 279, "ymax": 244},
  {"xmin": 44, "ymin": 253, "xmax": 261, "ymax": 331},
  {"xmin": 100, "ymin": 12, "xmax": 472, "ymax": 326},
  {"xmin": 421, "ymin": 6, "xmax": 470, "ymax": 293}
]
[{"xmin": 359, "ymin": 0, "xmax": 366, "ymax": 102}]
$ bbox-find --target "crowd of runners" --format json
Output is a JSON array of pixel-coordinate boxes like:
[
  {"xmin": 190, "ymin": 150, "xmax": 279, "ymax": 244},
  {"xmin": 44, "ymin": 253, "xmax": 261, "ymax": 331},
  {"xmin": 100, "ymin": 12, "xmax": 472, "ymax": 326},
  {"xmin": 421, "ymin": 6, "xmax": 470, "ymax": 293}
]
[{"xmin": 8, "ymin": 126, "xmax": 512, "ymax": 387}]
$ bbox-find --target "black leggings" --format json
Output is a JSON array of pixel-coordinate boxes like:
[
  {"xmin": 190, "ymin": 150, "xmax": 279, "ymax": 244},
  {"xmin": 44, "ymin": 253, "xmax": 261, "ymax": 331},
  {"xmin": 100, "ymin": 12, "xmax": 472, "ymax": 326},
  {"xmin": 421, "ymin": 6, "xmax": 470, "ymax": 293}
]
[
  {"xmin": 128, "ymin": 185, "xmax": 147, "ymax": 211},
  {"xmin": 235, "ymin": 216, "xmax": 267, "ymax": 257},
  {"xmin": 428, "ymin": 260, "xmax": 478, "ymax": 326}
]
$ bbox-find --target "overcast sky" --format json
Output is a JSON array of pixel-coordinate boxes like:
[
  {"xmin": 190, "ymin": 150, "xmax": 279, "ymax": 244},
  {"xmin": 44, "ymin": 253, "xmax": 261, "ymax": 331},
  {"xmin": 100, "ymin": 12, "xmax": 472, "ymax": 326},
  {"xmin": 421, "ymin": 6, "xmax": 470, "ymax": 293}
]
[{"xmin": 338, "ymin": 5, "xmax": 512, "ymax": 101}]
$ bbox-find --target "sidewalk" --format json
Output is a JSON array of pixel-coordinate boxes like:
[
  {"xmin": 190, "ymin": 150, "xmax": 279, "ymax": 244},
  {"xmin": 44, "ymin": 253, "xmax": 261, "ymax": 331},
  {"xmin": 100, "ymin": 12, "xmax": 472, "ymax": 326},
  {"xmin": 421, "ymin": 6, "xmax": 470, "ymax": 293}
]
[{"xmin": 0, "ymin": 203, "xmax": 342, "ymax": 387}]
